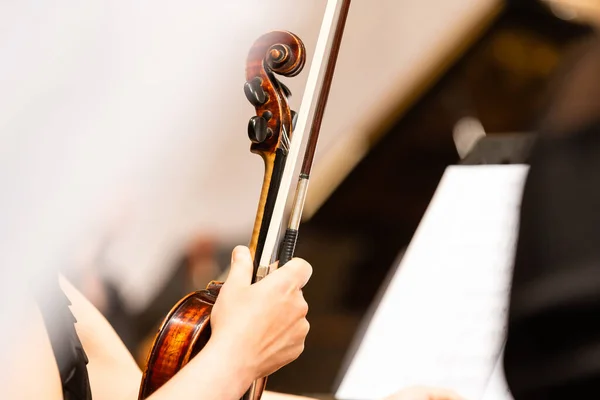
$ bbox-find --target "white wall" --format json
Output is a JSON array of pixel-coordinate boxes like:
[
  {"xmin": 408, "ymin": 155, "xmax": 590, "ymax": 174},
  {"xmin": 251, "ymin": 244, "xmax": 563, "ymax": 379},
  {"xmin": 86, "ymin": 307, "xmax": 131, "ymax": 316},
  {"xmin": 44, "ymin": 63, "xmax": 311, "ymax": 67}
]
[{"xmin": 0, "ymin": 0, "xmax": 498, "ymax": 310}]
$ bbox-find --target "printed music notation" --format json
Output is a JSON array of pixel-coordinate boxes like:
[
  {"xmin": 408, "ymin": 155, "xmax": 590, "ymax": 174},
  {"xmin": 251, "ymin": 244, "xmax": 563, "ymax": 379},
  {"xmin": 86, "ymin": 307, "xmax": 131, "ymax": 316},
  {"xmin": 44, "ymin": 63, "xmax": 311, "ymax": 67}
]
[{"xmin": 336, "ymin": 165, "xmax": 529, "ymax": 400}]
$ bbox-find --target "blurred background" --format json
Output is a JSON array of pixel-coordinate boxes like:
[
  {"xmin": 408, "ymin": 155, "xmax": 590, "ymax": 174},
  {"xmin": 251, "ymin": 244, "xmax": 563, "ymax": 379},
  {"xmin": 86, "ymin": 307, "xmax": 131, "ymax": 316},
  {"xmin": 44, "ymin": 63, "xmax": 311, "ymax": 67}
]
[{"xmin": 1, "ymin": 0, "xmax": 599, "ymax": 397}]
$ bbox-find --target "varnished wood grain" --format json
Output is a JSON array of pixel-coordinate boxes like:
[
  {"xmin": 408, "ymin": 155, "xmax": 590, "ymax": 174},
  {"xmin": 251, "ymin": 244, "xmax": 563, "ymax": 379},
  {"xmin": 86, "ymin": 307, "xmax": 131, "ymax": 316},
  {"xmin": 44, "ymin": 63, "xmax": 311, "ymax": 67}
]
[
  {"xmin": 248, "ymin": 152, "xmax": 275, "ymax": 261},
  {"xmin": 246, "ymin": 31, "xmax": 305, "ymax": 155},
  {"xmin": 139, "ymin": 285, "xmax": 219, "ymax": 398}
]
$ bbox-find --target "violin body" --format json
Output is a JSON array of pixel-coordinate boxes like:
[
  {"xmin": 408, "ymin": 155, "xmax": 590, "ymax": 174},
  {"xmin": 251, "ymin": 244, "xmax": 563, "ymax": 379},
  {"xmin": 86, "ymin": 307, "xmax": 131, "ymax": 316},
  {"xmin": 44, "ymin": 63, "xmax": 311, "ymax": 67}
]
[
  {"xmin": 138, "ymin": 281, "xmax": 268, "ymax": 400},
  {"xmin": 138, "ymin": 281, "xmax": 221, "ymax": 399}
]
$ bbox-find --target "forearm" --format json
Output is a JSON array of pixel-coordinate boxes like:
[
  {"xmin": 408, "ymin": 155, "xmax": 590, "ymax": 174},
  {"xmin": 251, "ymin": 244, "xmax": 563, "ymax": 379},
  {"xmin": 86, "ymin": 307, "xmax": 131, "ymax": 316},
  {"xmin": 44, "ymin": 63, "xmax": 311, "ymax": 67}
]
[
  {"xmin": 148, "ymin": 338, "xmax": 255, "ymax": 400},
  {"xmin": 62, "ymin": 275, "xmax": 253, "ymax": 400}
]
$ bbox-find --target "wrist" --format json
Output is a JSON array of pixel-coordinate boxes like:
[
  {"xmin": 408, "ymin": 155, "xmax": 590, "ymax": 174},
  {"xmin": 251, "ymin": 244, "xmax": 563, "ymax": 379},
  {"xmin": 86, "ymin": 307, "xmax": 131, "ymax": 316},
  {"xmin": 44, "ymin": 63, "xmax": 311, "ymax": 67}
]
[
  {"xmin": 147, "ymin": 332, "xmax": 257, "ymax": 400},
  {"xmin": 202, "ymin": 335, "xmax": 257, "ymax": 394}
]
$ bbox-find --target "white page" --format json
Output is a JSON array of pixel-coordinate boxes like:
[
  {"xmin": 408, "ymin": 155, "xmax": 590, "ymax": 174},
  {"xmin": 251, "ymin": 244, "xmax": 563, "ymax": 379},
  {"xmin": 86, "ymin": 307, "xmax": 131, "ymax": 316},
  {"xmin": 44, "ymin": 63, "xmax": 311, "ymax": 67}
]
[
  {"xmin": 481, "ymin": 349, "xmax": 513, "ymax": 400},
  {"xmin": 335, "ymin": 165, "xmax": 527, "ymax": 400}
]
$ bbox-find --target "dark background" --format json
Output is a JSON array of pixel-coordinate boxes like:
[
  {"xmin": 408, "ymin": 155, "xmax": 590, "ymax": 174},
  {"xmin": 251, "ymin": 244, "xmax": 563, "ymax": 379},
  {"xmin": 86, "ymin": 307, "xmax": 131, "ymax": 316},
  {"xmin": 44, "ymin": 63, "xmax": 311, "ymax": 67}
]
[{"xmin": 267, "ymin": 1, "xmax": 592, "ymax": 395}]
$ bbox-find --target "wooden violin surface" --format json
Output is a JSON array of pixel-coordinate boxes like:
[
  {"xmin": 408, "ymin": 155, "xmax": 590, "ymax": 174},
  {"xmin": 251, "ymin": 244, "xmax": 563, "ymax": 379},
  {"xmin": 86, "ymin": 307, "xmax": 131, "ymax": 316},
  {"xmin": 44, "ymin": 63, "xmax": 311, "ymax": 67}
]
[{"xmin": 138, "ymin": 282, "xmax": 221, "ymax": 398}]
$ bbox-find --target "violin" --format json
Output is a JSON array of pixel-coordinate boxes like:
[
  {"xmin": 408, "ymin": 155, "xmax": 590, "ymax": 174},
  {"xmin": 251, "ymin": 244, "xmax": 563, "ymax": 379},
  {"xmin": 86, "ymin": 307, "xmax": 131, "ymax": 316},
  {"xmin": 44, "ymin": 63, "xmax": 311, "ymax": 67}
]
[{"xmin": 138, "ymin": 1, "xmax": 351, "ymax": 399}]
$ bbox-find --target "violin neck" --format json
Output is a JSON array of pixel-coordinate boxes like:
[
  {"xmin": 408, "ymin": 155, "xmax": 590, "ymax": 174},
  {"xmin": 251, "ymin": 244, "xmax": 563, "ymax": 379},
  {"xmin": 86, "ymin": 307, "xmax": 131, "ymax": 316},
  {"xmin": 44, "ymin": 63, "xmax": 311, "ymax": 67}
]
[{"xmin": 248, "ymin": 149, "xmax": 288, "ymax": 282}]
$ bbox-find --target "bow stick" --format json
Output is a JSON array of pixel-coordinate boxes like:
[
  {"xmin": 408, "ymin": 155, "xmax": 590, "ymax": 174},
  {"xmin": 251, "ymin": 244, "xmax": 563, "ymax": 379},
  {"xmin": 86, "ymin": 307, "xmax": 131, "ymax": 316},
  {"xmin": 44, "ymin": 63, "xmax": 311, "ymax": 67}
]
[
  {"xmin": 257, "ymin": 0, "xmax": 352, "ymax": 280},
  {"xmin": 277, "ymin": 0, "xmax": 352, "ymax": 267}
]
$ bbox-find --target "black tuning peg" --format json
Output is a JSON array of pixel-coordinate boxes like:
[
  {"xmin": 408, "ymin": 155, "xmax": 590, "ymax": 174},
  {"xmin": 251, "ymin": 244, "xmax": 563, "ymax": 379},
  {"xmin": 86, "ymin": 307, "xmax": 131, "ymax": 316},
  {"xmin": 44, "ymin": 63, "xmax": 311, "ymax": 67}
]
[
  {"xmin": 244, "ymin": 77, "xmax": 267, "ymax": 107},
  {"xmin": 291, "ymin": 110, "xmax": 298, "ymax": 131},
  {"xmin": 248, "ymin": 116, "xmax": 272, "ymax": 144}
]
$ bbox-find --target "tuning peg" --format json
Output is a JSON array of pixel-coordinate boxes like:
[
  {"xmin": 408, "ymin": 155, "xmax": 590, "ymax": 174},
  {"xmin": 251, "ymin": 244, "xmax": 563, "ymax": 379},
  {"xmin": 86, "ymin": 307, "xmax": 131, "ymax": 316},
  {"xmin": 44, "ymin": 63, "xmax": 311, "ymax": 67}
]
[
  {"xmin": 291, "ymin": 110, "xmax": 298, "ymax": 131},
  {"xmin": 262, "ymin": 110, "xmax": 273, "ymax": 121},
  {"xmin": 248, "ymin": 116, "xmax": 272, "ymax": 144},
  {"xmin": 244, "ymin": 77, "xmax": 267, "ymax": 107}
]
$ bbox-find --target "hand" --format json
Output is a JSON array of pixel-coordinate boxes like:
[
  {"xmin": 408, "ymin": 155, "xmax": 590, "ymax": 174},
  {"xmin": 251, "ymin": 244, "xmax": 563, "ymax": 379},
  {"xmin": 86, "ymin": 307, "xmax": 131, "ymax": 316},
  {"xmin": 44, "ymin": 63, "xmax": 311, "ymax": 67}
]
[
  {"xmin": 384, "ymin": 386, "xmax": 465, "ymax": 400},
  {"xmin": 210, "ymin": 245, "xmax": 312, "ymax": 379}
]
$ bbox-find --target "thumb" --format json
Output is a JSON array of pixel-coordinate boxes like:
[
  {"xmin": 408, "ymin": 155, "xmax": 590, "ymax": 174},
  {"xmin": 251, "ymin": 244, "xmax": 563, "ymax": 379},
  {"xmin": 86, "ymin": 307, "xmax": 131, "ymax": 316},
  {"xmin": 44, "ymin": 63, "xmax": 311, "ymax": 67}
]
[{"xmin": 225, "ymin": 246, "xmax": 254, "ymax": 287}]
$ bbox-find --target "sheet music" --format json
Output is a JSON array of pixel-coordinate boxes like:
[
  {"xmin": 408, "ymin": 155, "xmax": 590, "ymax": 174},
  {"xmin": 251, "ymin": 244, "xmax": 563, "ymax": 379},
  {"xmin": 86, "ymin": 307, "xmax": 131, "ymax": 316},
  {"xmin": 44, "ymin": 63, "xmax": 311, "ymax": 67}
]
[
  {"xmin": 335, "ymin": 165, "xmax": 528, "ymax": 400},
  {"xmin": 481, "ymin": 349, "xmax": 512, "ymax": 400}
]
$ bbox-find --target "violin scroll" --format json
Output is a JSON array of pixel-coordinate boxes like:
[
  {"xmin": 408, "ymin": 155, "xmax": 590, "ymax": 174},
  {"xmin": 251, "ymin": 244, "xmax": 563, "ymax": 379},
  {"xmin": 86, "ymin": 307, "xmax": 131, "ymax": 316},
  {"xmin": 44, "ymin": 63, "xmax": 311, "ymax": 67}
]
[
  {"xmin": 265, "ymin": 41, "xmax": 305, "ymax": 77},
  {"xmin": 244, "ymin": 31, "xmax": 306, "ymax": 151}
]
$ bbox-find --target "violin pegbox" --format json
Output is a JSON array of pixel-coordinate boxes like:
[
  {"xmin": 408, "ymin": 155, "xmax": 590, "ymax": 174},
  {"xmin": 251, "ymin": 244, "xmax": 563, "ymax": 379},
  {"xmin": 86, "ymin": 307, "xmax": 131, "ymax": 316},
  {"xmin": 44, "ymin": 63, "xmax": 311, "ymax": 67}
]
[{"xmin": 244, "ymin": 31, "xmax": 306, "ymax": 155}]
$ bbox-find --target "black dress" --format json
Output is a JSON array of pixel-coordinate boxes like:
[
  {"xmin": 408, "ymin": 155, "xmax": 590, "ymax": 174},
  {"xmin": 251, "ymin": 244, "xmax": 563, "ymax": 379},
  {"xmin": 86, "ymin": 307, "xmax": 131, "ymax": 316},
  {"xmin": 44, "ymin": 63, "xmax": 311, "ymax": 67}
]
[
  {"xmin": 35, "ymin": 275, "xmax": 92, "ymax": 400},
  {"xmin": 504, "ymin": 120, "xmax": 600, "ymax": 398}
]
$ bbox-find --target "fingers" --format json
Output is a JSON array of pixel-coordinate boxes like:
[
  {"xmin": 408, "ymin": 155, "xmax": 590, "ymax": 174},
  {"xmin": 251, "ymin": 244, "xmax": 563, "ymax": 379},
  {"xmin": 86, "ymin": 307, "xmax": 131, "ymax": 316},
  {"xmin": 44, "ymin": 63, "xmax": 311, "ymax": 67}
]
[
  {"xmin": 225, "ymin": 246, "xmax": 254, "ymax": 287},
  {"xmin": 224, "ymin": 248, "xmax": 313, "ymax": 292},
  {"xmin": 287, "ymin": 258, "xmax": 313, "ymax": 289},
  {"xmin": 268, "ymin": 257, "xmax": 313, "ymax": 290}
]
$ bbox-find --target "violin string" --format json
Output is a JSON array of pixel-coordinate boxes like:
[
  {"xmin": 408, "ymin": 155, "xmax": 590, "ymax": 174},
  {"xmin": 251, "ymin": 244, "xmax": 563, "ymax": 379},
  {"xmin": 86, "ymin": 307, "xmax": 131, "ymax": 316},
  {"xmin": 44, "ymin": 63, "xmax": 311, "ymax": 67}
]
[{"xmin": 281, "ymin": 125, "xmax": 290, "ymax": 154}]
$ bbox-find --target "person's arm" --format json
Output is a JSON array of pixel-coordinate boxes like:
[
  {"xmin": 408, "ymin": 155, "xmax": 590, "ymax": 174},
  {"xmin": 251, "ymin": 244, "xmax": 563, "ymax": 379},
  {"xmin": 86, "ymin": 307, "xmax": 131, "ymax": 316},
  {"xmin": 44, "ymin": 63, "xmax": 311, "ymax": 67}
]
[
  {"xmin": 63, "ymin": 245, "xmax": 311, "ymax": 400},
  {"xmin": 62, "ymin": 277, "xmax": 252, "ymax": 400}
]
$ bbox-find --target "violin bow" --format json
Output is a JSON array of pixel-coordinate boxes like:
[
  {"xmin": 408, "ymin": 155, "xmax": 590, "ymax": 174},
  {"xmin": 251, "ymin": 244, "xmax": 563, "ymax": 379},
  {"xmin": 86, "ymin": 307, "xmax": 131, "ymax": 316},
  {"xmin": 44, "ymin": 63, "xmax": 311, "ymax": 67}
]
[
  {"xmin": 276, "ymin": 0, "xmax": 352, "ymax": 267},
  {"xmin": 243, "ymin": 1, "xmax": 351, "ymax": 398},
  {"xmin": 255, "ymin": 0, "xmax": 352, "ymax": 280}
]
